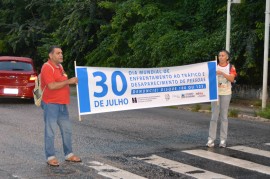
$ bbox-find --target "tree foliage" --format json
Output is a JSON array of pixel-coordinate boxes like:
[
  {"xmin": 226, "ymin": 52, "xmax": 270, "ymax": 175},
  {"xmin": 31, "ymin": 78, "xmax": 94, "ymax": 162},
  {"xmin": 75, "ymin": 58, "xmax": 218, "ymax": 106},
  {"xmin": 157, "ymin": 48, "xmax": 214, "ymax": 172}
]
[{"xmin": 0, "ymin": 0, "xmax": 268, "ymax": 85}]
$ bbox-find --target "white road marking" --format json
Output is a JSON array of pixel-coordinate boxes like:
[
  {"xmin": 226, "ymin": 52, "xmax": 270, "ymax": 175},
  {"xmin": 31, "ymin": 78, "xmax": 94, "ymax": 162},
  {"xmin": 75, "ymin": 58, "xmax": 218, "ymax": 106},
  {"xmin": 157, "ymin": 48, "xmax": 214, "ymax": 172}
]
[
  {"xmin": 265, "ymin": 143, "xmax": 270, "ymax": 146},
  {"xmin": 135, "ymin": 155, "xmax": 233, "ymax": 179},
  {"xmin": 228, "ymin": 145, "xmax": 270, "ymax": 158},
  {"xmin": 87, "ymin": 161, "xmax": 146, "ymax": 179},
  {"xmin": 183, "ymin": 149, "xmax": 270, "ymax": 175}
]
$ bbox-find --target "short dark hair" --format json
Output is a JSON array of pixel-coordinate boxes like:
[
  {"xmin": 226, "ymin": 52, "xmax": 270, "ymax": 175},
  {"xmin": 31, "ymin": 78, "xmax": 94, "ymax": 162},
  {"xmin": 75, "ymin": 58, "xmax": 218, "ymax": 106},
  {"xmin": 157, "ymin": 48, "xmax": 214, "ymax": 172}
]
[
  {"xmin": 48, "ymin": 45, "xmax": 61, "ymax": 54},
  {"xmin": 219, "ymin": 49, "xmax": 230, "ymax": 60}
]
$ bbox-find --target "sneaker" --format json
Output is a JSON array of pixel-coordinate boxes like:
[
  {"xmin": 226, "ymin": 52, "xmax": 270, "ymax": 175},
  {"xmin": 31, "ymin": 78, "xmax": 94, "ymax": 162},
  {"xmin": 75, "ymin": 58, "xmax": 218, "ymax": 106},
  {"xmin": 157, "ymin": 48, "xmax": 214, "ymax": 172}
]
[
  {"xmin": 206, "ymin": 139, "xmax": 214, "ymax": 147},
  {"xmin": 219, "ymin": 140, "xmax": 226, "ymax": 148}
]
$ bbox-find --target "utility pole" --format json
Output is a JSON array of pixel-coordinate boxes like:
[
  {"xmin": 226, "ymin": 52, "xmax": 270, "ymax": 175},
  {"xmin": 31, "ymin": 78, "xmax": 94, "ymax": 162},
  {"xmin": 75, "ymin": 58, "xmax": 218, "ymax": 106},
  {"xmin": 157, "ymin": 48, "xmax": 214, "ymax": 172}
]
[
  {"xmin": 226, "ymin": 0, "xmax": 241, "ymax": 52},
  {"xmin": 226, "ymin": 0, "xmax": 232, "ymax": 52},
  {"xmin": 262, "ymin": 0, "xmax": 270, "ymax": 109}
]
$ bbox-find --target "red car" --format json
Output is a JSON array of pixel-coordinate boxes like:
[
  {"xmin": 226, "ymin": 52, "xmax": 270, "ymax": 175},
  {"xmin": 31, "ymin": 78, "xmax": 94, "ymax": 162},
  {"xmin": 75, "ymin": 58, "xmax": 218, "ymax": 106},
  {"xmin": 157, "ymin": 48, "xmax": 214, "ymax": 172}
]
[{"xmin": 0, "ymin": 56, "xmax": 37, "ymax": 99}]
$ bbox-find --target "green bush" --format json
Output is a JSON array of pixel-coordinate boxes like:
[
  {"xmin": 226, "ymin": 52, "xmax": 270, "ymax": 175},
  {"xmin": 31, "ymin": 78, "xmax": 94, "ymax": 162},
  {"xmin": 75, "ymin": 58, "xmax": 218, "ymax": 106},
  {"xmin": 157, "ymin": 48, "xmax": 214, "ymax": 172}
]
[
  {"xmin": 253, "ymin": 100, "xmax": 262, "ymax": 107},
  {"xmin": 191, "ymin": 104, "xmax": 201, "ymax": 112},
  {"xmin": 257, "ymin": 106, "xmax": 270, "ymax": 119},
  {"xmin": 228, "ymin": 108, "xmax": 239, "ymax": 118}
]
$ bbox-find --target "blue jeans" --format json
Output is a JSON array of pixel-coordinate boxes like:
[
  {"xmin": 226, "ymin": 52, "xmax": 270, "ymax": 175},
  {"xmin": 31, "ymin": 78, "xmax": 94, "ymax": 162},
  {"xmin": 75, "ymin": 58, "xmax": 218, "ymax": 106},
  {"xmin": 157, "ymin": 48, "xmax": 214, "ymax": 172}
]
[{"xmin": 41, "ymin": 101, "xmax": 73, "ymax": 160}]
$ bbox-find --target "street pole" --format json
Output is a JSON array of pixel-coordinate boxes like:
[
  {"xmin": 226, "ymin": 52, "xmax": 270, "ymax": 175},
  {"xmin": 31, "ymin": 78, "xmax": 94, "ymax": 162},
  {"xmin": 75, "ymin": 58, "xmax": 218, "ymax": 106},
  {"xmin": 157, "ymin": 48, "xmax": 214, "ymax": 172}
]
[
  {"xmin": 226, "ymin": 0, "xmax": 232, "ymax": 52},
  {"xmin": 226, "ymin": 0, "xmax": 241, "ymax": 52},
  {"xmin": 262, "ymin": 0, "xmax": 270, "ymax": 109}
]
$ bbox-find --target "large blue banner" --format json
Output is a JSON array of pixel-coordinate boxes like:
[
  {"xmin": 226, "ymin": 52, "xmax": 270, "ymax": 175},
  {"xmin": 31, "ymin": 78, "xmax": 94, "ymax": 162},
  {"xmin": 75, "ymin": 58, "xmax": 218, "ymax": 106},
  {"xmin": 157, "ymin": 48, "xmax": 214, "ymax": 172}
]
[{"xmin": 75, "ymin": 61, "xmax": 218, "ymax": 115}]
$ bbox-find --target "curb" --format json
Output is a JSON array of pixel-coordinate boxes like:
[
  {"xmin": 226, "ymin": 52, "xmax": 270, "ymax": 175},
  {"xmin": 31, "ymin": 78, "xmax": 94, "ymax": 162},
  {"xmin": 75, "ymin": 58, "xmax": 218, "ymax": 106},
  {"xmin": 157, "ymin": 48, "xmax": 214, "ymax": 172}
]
[{"xmin": 238, "ymin": 114, "xmax": 270, "ymax": 122}]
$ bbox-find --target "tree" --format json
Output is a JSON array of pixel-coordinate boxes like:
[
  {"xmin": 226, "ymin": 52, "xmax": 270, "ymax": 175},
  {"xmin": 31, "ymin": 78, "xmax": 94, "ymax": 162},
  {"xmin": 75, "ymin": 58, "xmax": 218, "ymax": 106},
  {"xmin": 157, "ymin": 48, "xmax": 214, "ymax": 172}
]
[
  {"xmin": 85, "ymin": 0, "xmax": 226, "ymax": 67},
  {"xmin": 0, "ymin": 0, "xmax": 268, "ymax": 85}
]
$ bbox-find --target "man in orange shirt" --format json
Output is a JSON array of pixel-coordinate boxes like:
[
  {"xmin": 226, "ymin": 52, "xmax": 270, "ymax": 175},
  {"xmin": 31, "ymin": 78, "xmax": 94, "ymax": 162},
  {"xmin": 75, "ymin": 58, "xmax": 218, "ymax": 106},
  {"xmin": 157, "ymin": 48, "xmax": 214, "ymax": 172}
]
[{"xmin": 41, "ymin": 46, "xmax": 81, "ymax": 166}]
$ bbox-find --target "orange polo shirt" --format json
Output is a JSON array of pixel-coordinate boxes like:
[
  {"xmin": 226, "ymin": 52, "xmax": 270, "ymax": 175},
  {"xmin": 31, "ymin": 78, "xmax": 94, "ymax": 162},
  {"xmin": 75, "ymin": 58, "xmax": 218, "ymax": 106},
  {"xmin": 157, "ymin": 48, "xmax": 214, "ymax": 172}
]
[{"xmin": 41, "ymin": 60, "xmax": 70, "ymax": 104}]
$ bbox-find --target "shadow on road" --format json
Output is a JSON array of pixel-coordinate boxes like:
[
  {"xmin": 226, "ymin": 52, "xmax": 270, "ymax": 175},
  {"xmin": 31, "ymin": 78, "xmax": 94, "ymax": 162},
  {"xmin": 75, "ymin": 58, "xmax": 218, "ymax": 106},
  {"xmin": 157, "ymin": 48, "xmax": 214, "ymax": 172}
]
[{"xmin": 0, "ymin": 98, "xmax": 34, "ymax": 104}]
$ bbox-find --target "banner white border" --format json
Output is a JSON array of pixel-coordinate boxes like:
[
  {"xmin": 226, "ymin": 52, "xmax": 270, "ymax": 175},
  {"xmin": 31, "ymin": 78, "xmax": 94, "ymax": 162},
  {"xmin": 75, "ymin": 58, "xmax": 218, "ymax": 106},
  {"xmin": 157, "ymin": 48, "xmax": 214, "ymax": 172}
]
[{"xmin": 76, "ymin": 61, "xmax": 218, "ymax": 115}]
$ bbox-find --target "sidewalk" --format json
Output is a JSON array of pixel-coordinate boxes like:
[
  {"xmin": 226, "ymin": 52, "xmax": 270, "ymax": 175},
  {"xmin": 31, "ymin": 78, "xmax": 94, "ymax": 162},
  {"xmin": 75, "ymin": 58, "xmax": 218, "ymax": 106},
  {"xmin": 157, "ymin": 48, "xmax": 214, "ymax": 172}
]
[{"xmin": 177, "ymin": 101, "xmax": 269, "ymax": 122}]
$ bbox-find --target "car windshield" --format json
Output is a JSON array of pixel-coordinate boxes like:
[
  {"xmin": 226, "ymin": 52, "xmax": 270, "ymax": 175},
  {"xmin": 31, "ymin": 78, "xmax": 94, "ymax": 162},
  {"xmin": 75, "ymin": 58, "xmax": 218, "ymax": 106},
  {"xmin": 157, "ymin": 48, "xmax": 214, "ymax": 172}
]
[{"xmin": 0, "ymin": 61, "xmax": 33, "ymax": 71}]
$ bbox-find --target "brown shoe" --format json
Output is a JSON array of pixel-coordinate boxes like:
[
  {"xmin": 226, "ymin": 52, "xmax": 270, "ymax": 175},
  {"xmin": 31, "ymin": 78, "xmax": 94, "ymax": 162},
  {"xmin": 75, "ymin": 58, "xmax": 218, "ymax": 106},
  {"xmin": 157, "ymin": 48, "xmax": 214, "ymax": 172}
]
[
  {"xmin": 47, "ymin": 158, "xmax": 60, "ymax": 167},
  {"xmin": 65, "ymin": 155, "xmax": 81, "ymax": 162}
]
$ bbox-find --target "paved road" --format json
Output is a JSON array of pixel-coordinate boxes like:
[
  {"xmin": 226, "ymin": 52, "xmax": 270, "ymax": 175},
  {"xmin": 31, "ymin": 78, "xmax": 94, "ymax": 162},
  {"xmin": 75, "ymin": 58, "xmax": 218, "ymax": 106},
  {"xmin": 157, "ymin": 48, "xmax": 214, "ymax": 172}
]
[{"xmin": 0, "ymin": 96, "xmax": 269, "ymax": 178}]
